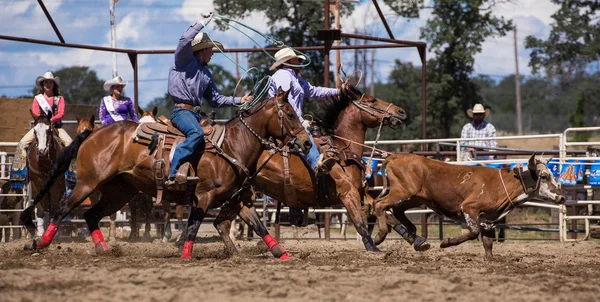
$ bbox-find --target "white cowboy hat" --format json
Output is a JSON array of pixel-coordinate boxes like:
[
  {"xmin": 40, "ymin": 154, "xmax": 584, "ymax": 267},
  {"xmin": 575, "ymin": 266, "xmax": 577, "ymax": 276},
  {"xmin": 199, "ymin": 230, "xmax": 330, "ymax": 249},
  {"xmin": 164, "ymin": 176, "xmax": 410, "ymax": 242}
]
[
  {"xmin": 467, "ymin": 103, "xmax": 491, "ymax": 118},
  {"xmin": 191, "ymin": 32, "xmax": 224, "ymax": 53},
  {"xmin": 103, "ymin": 76, "xmax": 127, "ymax": 92},
  {"xmin": 35, "ymin": 71, "xmax": 60, "ymax": 88},
  {"xmin": 269, "ymin": 48, "xmax": 306, "ymax": 71}
]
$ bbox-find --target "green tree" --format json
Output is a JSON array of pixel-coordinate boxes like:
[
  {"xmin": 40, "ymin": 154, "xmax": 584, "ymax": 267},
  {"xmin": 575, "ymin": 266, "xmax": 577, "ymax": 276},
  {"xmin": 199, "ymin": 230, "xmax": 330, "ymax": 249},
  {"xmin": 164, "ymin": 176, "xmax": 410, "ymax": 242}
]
[
  {"xmin": 525, "ymin": 0, "xmax": 600, "ymax": 83},
  {"xmin": 568, "ymin": 94, "xmax": 591, "ymax": 142},
  {"xmin": 213, "ymin": 0, "xmax": 354, "ymax": 89},
  {"xmin": 31, "ymin": 66, "xmax": 106, "ymax": 105},
  {"xmin": 384, "ymin": 0, "xmax": 513, "ymax": 138}
]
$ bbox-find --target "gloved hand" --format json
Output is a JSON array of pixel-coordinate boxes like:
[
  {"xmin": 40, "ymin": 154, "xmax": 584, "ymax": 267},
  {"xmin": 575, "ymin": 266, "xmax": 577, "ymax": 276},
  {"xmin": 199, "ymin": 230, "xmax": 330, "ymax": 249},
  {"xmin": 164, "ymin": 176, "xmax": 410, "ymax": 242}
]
[
  {"xmin": 302, "ymin": 120, "xmax": 311, "ymax": 130},
  {"xmin": 198, "ymin": 12, "xmax": 213, "ymax": 27},
  {"xmin": 240, "ymin": 91, "xmax": 254, "ymax": 104}
]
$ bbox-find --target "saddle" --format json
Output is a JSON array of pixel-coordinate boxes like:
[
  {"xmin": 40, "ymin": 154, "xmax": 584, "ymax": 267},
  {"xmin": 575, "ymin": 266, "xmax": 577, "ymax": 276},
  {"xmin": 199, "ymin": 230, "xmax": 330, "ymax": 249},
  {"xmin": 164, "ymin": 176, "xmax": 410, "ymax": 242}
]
[
  {"xmin": 134, "ymin": 115, "xmax": 226, "ymax": 204},
  {"xmin": 280, "ymin": 123, "xmax": 366, "ymax": 207}
]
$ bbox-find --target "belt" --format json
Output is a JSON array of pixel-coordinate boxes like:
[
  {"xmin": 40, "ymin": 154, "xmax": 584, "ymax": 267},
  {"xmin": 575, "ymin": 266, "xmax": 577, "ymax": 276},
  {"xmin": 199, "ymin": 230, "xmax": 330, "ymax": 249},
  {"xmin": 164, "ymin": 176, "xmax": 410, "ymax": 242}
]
[{"xmin": 175, "ymin": 103, "xmax": 203, "ymax": 113}]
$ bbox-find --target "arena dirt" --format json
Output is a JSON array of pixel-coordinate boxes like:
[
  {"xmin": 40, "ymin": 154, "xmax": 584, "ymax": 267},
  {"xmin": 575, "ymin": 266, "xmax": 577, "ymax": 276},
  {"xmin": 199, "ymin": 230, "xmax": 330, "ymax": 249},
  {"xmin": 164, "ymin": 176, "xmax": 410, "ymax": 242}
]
[{"xmin": 0, "ymin": 236, "xmax": 599, "ymax": 302}]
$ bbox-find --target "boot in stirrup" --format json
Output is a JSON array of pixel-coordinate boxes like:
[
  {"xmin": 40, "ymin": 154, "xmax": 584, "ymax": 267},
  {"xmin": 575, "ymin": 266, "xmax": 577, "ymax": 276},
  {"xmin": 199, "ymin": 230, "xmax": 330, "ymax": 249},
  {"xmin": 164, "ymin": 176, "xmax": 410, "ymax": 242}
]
[{"xmin": 314, "ymin": 153, "xmax": 336, "ymax": 176}]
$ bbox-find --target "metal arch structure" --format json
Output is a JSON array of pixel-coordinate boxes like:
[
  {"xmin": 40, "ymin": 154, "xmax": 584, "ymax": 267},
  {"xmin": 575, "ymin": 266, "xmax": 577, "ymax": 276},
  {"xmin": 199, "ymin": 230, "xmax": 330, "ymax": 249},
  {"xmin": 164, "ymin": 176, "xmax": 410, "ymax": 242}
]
[{"xmin": 2, "ymin": 0, "xmax": 427, "ymax": 139}]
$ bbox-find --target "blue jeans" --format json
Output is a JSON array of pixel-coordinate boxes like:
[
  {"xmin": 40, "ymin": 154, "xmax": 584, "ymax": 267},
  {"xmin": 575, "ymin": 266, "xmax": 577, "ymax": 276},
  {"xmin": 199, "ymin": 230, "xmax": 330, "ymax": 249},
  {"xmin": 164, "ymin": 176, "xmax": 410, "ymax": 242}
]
[
  {"xmin": 303, "ymin": 131, "xmax": 320, "ymax": 170},
  {"xmin": 169, "ymin": 107, "xmax": 205, "ymax": 178}
]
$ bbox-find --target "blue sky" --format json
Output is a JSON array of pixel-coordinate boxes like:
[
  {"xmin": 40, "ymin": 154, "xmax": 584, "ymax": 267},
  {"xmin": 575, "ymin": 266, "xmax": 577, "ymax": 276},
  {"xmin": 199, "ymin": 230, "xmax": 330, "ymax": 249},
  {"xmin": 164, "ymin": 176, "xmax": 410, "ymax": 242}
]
[{"xmin": 0, "ymin": 0, "xmax": 560, "ymax": 108}]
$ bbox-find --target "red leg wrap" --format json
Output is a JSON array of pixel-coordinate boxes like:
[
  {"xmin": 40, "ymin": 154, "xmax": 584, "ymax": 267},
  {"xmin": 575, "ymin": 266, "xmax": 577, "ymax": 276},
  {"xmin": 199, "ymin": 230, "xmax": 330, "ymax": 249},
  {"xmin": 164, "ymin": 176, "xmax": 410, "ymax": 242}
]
[
  {"xmin": 38, "ymin": 223, "xmax": 59, "ymax": 248},
  {"xmin": 181, "ymin": 241, "xmax": 193, "ymax": 259},
  {"xmin": 263, "ymin": 234, "xmax": 291, "ymax": 260},
  {"xmin": 91, "ymin": 230, "xmax": 108, "ymax": 251}
]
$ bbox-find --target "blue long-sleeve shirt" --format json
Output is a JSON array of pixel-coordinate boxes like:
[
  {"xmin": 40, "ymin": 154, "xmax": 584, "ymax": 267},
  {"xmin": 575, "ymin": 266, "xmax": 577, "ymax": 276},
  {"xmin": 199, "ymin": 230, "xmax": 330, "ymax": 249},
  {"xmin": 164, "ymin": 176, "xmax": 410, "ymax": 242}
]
[
  {"xmin": 268, "ymin": 68, "xmax": 339, "ymax": 122},
  {"xmin": 167, "ymin": 22, "xmax": 240, "ymax": 107}
]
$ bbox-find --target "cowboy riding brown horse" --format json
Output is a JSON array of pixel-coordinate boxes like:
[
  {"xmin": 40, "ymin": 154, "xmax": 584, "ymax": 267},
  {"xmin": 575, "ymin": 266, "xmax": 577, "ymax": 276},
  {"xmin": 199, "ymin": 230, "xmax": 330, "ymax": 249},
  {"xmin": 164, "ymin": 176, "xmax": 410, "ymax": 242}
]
[
  {"xmin": 210, "ymin": 84, "xmax": 407, "ymax": 253},
  {"xmin": 22, "ymin": 90, "xmax": 310, "ymax": 261}
]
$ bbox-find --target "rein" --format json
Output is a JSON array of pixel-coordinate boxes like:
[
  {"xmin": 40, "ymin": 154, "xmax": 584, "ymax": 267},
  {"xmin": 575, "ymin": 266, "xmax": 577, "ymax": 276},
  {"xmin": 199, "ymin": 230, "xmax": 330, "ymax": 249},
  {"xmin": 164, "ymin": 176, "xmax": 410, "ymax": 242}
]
[{"xmin": 226, "ymin": 98, "xmax": 306, "ymax": 200}]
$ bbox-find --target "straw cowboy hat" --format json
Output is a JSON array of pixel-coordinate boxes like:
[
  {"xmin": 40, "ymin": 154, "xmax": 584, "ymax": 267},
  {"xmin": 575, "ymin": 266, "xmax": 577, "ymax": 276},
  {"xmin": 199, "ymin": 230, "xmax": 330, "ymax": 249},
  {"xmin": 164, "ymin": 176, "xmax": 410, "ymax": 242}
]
[
  {"xmin": 467, "ymin": 103, "xmax": 490, "ymax": 118},
  {"xmin": 35, "ymin": 71, "xmax": 60, "ymax": 88},
  {"xmin": 103, "ymin": 76, "xmax": 127, "ymax": 92},
  {"xmin": 191, "ymin": 32, "xmax": 224, "ymax": 53},
  {"xmin": 269, "ymin": 48, "xmax": 306, "ymax": 71}
]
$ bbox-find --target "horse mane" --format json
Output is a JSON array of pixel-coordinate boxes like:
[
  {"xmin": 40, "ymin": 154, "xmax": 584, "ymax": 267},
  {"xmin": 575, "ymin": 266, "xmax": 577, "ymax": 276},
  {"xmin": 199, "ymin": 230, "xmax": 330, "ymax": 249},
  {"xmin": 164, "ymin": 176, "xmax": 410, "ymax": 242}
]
[{"xmin": 310, "ymin": 85, "xmax": 360, "ymax": 132}]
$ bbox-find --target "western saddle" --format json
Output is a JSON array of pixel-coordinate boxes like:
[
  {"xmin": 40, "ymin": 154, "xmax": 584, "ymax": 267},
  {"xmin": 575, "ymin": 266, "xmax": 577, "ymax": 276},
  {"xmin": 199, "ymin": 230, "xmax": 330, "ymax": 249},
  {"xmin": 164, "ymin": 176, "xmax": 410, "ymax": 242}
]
[{"xmin": 134, "ymin": 115, "xmax": 226, "ymax": 204}]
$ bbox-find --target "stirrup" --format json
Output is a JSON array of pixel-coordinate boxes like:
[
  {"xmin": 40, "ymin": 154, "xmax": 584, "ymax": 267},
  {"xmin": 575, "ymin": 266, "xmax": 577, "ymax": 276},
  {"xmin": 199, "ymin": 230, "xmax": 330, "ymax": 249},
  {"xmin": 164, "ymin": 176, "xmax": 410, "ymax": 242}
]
[{"xmin": 315, "ymin": 155, "xmax": 336, "ymax": 176}]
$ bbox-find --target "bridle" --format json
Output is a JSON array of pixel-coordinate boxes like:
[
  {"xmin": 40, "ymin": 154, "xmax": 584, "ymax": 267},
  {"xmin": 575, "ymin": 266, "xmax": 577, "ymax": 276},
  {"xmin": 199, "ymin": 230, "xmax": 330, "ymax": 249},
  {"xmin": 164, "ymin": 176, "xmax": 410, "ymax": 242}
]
[
  {"xmin": 239, "ymin": 97, "xmax": 305, "ymax": 152},
  {"xmin": 350, "ymin": 94, "xmax": 396, "ymax": 125},
  {"xmin": 226, "ymin": 96, "xmax": 307, "ymax": 202},
  {"xmin": 33, "ymin": 116, "xmax": 55, "ymax": 162}
]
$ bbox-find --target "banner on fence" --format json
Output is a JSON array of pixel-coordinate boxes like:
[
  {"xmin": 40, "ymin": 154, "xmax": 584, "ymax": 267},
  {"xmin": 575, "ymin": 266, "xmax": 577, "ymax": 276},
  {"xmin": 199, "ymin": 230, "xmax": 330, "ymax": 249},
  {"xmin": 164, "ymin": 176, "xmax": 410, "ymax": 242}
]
[{"xmin": 589, "ymin": 160, "xmax": 600, "ymax": 186}]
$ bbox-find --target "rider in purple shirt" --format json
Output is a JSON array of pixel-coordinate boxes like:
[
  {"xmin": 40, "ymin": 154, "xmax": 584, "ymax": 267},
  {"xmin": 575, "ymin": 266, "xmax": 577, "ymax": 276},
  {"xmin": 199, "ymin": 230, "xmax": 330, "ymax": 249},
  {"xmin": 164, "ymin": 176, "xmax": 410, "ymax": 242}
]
[
  {"xmin": 267, "ymin": 47, "xmax": 340, "ymax": 175},
  {"xmin": 99, "ymin": 76, "xmax": 139, "ymax": 126}
]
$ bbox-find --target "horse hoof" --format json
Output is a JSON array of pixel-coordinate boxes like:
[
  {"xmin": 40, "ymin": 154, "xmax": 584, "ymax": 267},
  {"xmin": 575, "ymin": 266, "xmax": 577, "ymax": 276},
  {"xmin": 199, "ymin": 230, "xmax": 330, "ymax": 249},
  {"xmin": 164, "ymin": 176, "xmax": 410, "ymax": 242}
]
[
  {"xmin": 162, "ymin": 237, "xmax": 169, "ymax": 244},
  {"xmin": 367, "ymin": 246, "xmax": 381, "ymax": 253},
  {"xmin": 95, "ymin": 245, "xmax": 109, "ymax": 254},
  {"xmin": 23, "ymin": 240, "xmax": 37, "ymax": 250},
  {"xmin": 413, "ymin": 237, "xmax": 431, "ymax": 252},
  {"xmin": 279, "ymin": 252, "xmax": 291, "ymax": 261},
  {"xmin": 440, "ymin": 239, "xmax": 451, "ymax": 249}
]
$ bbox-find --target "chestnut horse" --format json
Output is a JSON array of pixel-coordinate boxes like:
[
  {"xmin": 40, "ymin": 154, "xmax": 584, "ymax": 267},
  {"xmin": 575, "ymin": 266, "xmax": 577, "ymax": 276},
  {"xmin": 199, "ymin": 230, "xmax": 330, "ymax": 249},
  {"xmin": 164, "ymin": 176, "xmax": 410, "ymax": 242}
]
[
  {"xmin": 372, "ymin": 154, "xmax": 565, "ymax": 260},
  {"xmin": 211, "ymin": 85, "xmax": 407, "ymax": 252},
  {"xmin": 23, "ymin": 90, "xmax": 310, "ymax": 261},
  {"xmin": 26, "ymin": 111, "xmax": 65, "ymax": 237}
]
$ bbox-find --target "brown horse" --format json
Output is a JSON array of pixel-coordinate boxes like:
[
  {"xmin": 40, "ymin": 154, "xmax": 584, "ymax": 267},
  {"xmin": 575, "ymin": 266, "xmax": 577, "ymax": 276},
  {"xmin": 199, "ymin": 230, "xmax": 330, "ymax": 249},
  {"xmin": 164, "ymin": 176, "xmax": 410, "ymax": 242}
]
[
  {"xmin": 23, "ymin": 90, "xmax": 310, "ymax": 261},
  {"xmin": 26, "ymin": 111, "xmax": 65, "ymax": 237},
  {"xmin": 0, "ymin": 180, "xmax": 24, "ymax": 242},
  {"xmin": 372, "ymin": 154, "xmax": 565, "ymax": 260},
  {"xmin": 210, "ymin": 85, "xmax": 407, "ymax": 252}
]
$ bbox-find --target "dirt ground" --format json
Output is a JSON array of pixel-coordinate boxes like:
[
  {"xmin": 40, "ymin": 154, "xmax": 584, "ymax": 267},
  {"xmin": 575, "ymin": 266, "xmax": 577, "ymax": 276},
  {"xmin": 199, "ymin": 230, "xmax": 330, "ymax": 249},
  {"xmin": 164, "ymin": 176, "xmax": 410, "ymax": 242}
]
[{"xmin": 0, "ymin": 235, "xmax": 599, "ymax": 302}]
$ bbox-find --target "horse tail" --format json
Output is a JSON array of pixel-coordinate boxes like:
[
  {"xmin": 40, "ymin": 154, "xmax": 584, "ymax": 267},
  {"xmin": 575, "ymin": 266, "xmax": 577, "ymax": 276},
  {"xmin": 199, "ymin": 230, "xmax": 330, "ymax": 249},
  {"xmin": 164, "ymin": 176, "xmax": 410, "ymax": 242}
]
[{"xmin": 20, "ymin": 129, "xmax": 94, "ymax": 235}]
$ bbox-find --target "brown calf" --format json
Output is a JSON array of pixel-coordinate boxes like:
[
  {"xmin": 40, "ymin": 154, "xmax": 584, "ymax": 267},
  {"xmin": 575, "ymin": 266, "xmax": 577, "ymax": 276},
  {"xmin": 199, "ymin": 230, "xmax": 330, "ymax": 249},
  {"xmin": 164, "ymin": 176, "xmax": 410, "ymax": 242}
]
[{"xmin": 372, "ymin": 154, "xmax": 565, "ymax": 261}]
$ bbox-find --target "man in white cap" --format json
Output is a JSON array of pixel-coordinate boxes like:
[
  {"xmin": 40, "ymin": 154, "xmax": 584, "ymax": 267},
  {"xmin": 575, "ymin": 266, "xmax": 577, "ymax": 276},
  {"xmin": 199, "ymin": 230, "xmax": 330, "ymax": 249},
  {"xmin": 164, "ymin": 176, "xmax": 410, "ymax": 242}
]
[
  {"xmin": 12, "ymin": 71, "xmax": 72, "ymax": 172},
  {"xmin": 165, "ymin": 12, "xmax": 254, "ymax": 188},
  {"xmin": 267, "ymin": 47, "xmax": 341, "ymax": 176},
  {"xmin": 460, "ymin": 103, "xmax": 497, "ymax": 159}
]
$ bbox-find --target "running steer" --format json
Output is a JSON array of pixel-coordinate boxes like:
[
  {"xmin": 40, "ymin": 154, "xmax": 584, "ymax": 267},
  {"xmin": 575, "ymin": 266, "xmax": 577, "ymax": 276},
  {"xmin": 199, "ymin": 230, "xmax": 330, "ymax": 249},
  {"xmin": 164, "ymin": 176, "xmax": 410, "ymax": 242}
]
[{"xmin": 372, "ymin": 154, "xmax": 565, "ymax": 261}]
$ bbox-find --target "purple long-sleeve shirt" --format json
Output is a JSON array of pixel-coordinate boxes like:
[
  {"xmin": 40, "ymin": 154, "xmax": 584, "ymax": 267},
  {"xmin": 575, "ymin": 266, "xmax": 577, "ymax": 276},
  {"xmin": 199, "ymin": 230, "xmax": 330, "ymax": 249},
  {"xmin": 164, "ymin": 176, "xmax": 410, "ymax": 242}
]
[
  {"xmin": 99, "ymin": 96, "xmax": 139, "ymax": 126},
  {"xmin": 268, "ymin": 68, "xmax": 339, "ymax": 122},
  {"xmin": 167, "ymin": 22, "xmax": 240, "ymax": 107}
]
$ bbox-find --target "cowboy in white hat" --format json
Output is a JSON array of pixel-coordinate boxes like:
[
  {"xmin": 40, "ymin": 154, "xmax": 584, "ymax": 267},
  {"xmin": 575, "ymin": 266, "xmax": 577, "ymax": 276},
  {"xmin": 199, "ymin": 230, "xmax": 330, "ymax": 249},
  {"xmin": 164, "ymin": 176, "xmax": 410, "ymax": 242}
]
[
  {"xmin": 165, "ymin": 12, "xmax": 254, "ymax": 190},
  {"xmin": 267, "ymin": 47, "xmax": 341, "ymax": 177},
  {"xmin": 99, "ymin": 76, "xmax": 139, "ymax": 126},
  {"xmin": 460, "ymin": 103, "xmax": 497, "ymax": 155},
  {"xmin": 12, "ymin": 71, "xmax": 72, "ymax": 171}
]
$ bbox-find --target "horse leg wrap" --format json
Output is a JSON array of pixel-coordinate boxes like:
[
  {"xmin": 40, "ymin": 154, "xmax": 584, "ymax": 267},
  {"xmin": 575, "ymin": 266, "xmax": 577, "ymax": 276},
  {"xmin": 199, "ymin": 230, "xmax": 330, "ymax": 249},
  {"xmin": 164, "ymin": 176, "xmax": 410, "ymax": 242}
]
[
  {"xmin": 263, "ymin": 234, "xmax": 290, "ymax": 260},
  {"xmin": 180, "ymin": 241, "xmax": 194, "ymax": 259},
  {"xmin": 38, "ymin": 223, "xmax": 59, "ymax": 248},
  {"xmin": 393, "ymin": 224, "xmax": 416, "ymax": 245},
  {"xmin": 91, "ymin": 230, "xmax": 108, "ymax": 252}
]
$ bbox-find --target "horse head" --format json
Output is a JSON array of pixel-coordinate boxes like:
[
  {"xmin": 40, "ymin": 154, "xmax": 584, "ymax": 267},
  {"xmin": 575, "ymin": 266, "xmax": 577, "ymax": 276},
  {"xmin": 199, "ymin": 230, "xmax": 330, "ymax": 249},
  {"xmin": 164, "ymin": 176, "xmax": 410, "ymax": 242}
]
[
  {"xmin": 526, "ymin": 154, "xmax": 565, "ymax": 204},
  {"xmin": 137, "ymin": 106, "xmax": 158, "ymax": 123},
  {"xmin": 241, "ymin": 88, "xmax": 311, "ymax": 155},
  {"xmin": 30, "ymin": 109, "xmax": 53, "ymax": 157},
  {"xmin": 341, "ymin": 84, "xmax": 407, "ymax": 130},
  {"xmin": 76, "ymin": 115, "xmax": 96, "ymax": 135}
]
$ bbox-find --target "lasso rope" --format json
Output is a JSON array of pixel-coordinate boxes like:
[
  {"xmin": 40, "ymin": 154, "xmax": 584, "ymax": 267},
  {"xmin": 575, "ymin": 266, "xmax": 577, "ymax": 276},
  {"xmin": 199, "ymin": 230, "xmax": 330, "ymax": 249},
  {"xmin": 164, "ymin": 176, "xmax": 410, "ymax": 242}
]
[{"xmin": 202, "ymin": 13, "xmax": 314, "ymax": 111}]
